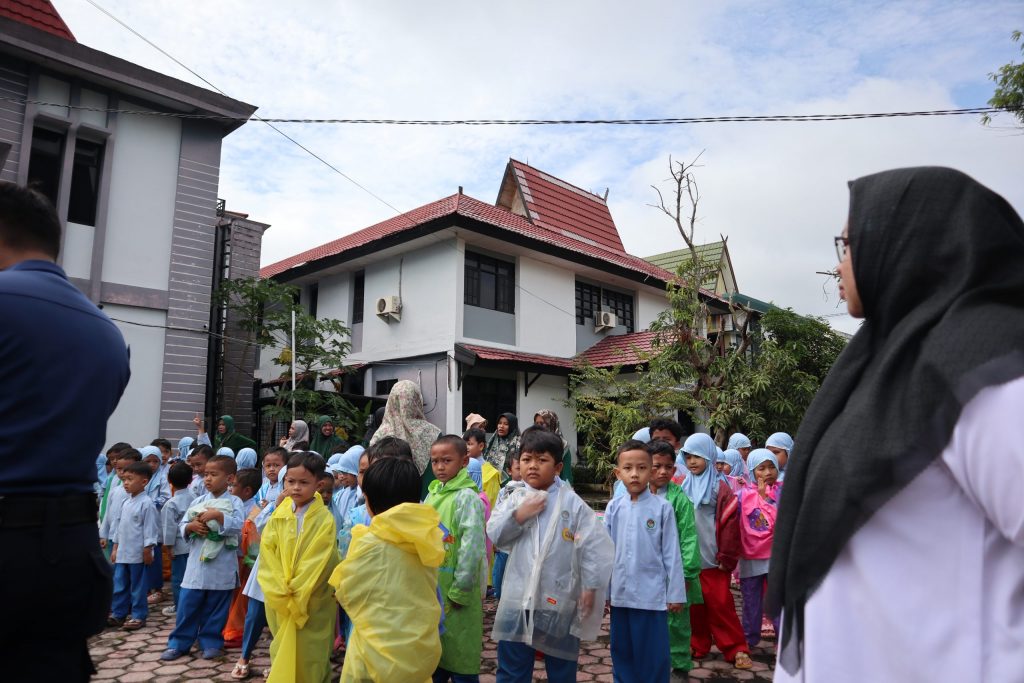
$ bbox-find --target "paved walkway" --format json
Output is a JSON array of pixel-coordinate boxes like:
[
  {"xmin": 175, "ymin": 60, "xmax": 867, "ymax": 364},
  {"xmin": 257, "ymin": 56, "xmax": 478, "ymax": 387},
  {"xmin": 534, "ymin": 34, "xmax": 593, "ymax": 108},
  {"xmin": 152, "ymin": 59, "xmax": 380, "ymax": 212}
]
[{"xmin": 89, "ymin": 592, "xmax": 775, "ymax": 682}]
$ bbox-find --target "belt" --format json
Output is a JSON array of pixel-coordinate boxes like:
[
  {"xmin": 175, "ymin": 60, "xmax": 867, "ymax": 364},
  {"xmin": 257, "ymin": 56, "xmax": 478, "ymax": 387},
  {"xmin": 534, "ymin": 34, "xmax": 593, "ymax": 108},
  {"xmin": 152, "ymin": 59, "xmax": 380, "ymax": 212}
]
[{"xmin": 0, "ymin": 493, "xmax": 97, "ymax": 529}]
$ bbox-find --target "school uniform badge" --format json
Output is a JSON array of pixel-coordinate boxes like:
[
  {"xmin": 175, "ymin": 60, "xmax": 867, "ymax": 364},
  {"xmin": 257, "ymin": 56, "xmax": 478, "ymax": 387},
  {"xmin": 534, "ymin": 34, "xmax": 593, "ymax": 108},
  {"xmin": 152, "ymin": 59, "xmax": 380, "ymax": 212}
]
[
  {"xmin": 562, "ymin": 527, "xmax": 574, "ymax": 542},
  {"xmin": 645, "ymin": 518, "xmax": 656, "ymax": 530}
]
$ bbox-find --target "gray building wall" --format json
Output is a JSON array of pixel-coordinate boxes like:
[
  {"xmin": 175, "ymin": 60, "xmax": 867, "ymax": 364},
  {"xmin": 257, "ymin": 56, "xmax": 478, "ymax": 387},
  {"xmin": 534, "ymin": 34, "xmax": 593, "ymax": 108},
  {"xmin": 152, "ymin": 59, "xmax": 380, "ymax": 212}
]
[
  {"xmin": 463, "ymin": 305, "xmax": 516, "ymax": 345},
  {"xmin": 158, "ymin": 120, "xmax": 223, "ymax": 440},
  {"xmin": 220, "ymin": 213, "xmax": 270, "ymax": 440},
  {"xmin": 0, "ymin": 57, "xmax": 27, "ymax": 183}
]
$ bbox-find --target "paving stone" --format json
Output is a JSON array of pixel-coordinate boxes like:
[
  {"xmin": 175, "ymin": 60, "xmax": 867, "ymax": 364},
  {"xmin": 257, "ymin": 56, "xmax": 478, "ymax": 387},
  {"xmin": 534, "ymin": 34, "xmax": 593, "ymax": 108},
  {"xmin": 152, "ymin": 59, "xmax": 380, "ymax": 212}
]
[
  {"xmin": 127, "ymin": 660, "xmax": 161, "ymax": 672},
  {"xmin": 190, "ymin": 657, "xmax": 221, "ymax": 668},
  {"xmin": 90, "ymin": 670, "xmax": 121, "ymax": 680},
  {"xmin": 120, "ymin": 672, "xmax": 157, "ymax": 682},
  {"xmin": 153, "ymin": 664, "xmax": 190, "ymax": 675}
]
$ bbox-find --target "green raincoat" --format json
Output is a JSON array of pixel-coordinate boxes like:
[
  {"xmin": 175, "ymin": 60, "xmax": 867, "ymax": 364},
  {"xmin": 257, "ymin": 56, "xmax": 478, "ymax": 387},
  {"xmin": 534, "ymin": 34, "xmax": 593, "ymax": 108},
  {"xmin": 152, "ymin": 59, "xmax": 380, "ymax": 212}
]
[
  {"xmin": 309, "ymin": 415, "xmax": 344, "ymax": 456},
  {"xmin": 425, "ymin": 468, "xmax": 486, "ymax": 675},
  {"xmin": 213, "ymin": 414, "xmax": 256, "ymax": 452},
  {"xmin": 664, "ymin": 481, "xmax": 705, "ymax": 671}
]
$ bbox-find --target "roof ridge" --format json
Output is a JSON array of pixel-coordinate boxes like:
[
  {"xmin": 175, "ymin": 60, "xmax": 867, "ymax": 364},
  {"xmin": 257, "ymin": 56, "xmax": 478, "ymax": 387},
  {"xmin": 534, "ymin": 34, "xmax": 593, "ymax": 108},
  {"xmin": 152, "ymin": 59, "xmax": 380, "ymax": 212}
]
[{"xmin": 510, "ymin": 158, "xmax": 607, "ymax": 204}]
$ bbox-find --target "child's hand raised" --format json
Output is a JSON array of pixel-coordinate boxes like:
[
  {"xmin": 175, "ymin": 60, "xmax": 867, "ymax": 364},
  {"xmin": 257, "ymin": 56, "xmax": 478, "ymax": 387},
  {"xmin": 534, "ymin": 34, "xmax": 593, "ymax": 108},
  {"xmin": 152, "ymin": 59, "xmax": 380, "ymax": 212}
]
[{"xmin": 513, "ymin": 492, "xmax": 547, "ymax": 524}]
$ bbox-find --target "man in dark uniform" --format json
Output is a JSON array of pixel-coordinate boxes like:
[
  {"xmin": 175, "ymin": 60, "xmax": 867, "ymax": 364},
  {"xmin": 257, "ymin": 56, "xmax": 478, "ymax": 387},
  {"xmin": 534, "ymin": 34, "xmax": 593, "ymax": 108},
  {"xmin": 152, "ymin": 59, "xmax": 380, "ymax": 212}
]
[{"xmin": 0, "ymin": 184, "xmax": 130, "ymax": 681}]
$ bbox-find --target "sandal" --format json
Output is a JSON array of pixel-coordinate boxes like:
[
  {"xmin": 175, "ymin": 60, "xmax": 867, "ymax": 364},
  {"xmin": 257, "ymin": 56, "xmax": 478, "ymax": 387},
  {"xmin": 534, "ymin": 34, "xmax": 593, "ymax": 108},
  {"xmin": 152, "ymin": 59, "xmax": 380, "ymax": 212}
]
[
  {"xmin": 231, "ymin": 662, "xmax": 250, "ymax": 679},
  {"xmin": 734, "ymin": 652, "xmax": 753, "ymax": 669},
  {"xmin": 122, "ymin": 618, "xmax": 146, "ymax": 630}
]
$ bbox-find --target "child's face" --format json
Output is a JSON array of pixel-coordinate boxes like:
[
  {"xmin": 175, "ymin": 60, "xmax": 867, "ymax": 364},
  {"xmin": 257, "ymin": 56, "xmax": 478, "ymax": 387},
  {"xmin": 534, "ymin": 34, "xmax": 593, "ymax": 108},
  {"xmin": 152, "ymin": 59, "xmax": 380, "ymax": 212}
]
[
  {"xmin": 767, "ymin": 446, "xmax": 788, "ymax": 470},
  {"xmin": 519, "ymin": 450, "xmax": 561, "ymax": 490},
  {"xmin": 284, "ymin": 465, "xmax": 318, "ymax": 507},
  {"xmin": 615, "ymin": 449, "xmax": 652, "ymax": 497},
  {"xmin": 684, "ymin": 453, "xmax": 708, "ymax": 476},
  {"xmin": 651, "ymin": 429, "xmax": 681, "ymax": 451},
  {"xmin": 192, "ymin": 455, "xmax": 209, "ymax": 477},
  {"xmin": 203, "ymin": 461, "xmax": 233, "ymax": 495},
  {"xmin": 715, "ymin": 461, "xmax": 729, "ymax": 474},
  {"xmin": 338, "ymin": 472, "xmax": 357, "ymax": 488},
  {"xmin": 508, "ymin": 457, "xmax": 521, "ymax": 481},
  {"xmin": 357, "ymin": 454, "xmax": 369, "ymax": 488},
  {"xmin": 738, "ymin": 446, "xmax": 751, "ymax": 459},
  {"xmin": 263, "ymin": 455, "xmax": 284, "ymax": 483},
  {"xmin": 650, "ymin": 453, "xmax": 676, "ymax": 489},
  {"xmin": 158, "ymin": 446, "xmax": 171, "ymax": 464},
  {"xmin": 144, "ymin": 456, "xmax": 161, "ymax": 473},
  {"xmin": 121, "ymin": 471, "xmax": 150, "ymax": 496},
  {"xmin": 465, "ymin": 437, "xmax": 485, "ymax": 458},
  {"xmin": 317, "ymin": 477, "xmax": 333, "ymax": 505},
  {"xmin": 754, "ymin": 461, "xmax": 779, "ymax": 486},
  {"xmin": 430, "ymin": 443, "xmax": 468, "ymax": 483}
]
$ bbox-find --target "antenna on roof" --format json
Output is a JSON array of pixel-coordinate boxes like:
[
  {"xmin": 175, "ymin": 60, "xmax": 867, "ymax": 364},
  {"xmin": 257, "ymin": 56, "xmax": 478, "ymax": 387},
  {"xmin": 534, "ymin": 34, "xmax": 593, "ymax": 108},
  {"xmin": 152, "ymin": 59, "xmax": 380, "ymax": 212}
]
[
  {"xmin": 458, "ymin": 186, "xmax": 463, "ymax": 195},
  {"xmin": 603, "ymin": 188, "xmax": 610, "ymax": 201}
]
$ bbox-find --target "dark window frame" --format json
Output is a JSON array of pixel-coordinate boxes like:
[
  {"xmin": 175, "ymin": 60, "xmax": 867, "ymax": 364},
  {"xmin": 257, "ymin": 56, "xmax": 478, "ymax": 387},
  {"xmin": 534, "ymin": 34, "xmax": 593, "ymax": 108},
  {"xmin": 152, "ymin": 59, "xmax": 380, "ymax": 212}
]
[
  {"xmin": 465, "ymin": 251, "xmax": 515, "ymax": 314},
  {"xmin": 352, "ymin": 271, "xmax": 365, "ymax": 324},
  {"xmin": 575, "ymin": 280, "xmax": 635, "ymax": 332},
  {"xmin": 375, "ymin": 378, "xmax": 398, "ymax": 396},
  {"xmin": 27, "ymin": 126, "xmax": 64, "ymax": 209},
  {"xmin": 67, "ymin": 137, "xmax": 104, "ymax": 226}
]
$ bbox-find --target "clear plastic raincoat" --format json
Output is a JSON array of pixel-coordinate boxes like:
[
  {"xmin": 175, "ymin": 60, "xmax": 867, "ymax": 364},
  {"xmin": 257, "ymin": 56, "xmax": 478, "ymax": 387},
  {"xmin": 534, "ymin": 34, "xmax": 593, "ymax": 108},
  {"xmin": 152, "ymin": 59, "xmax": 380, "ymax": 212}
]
[
  {"xmin": 487, "ymin": 479, "xmax": 614, "ymax": 661},
  {"xmin": 330, "ymin": 502, "xmax": 444, "ymax": 683},
  {"xmin": 258, "ymin": 493, "xmax": 340, "ymax": 683}
]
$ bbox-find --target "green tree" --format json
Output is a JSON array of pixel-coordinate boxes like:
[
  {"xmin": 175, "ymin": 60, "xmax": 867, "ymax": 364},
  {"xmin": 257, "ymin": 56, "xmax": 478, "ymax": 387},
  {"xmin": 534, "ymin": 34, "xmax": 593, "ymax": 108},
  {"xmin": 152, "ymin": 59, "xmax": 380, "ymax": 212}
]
[
  {"xmin": 216, "ymin": 276, "xmax": 365, "ymax": 442},
  {"xmin": 569, "ymin": 156, "xmax": 846, "ymax": 483},
  {"xmin": 983, "ymin": 30, "xmax": 1024, "ymax": 126}
]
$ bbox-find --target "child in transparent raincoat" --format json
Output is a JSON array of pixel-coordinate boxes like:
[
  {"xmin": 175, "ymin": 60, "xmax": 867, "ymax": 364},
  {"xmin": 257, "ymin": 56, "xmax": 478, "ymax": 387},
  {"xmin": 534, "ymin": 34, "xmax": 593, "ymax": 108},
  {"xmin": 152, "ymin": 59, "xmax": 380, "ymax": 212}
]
[
  {"xmin": 487, "ymin": 428, "xmax": 614, "ymax": 682},
  {"xmin": 330, "ymin": 456, "xmax": 445, "ymax": 683}
]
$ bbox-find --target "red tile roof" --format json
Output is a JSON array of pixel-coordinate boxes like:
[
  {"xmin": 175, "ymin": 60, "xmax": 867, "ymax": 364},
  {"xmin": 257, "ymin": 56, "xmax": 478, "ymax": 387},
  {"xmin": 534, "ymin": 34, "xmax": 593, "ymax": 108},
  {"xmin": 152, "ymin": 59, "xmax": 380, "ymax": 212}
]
[
  {"xmin": 506, "ymin": 159, "xmax": 625, "ymax": 253},
  {"xmin": 459, "ymin": 331, "xmax": 658, "ymax": 371},
  {"xmin": 578, "ymin": 330, "xmax": 657, "ymax": 367},
  {"xmin": 260, "ymin": 192, "xmax": 675, "ymax": 284},
  {"xmin": 0, "ymin": 0, "xmax": 74, "ymax": 41}
]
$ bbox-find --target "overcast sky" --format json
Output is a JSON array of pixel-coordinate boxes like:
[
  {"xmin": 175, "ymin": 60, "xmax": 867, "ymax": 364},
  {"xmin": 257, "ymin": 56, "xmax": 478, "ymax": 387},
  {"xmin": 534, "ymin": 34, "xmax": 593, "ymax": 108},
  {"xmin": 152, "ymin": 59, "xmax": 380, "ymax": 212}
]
[{"xmin": 53, "ymin": 0, "xmax": 1023, "ymax": 333}]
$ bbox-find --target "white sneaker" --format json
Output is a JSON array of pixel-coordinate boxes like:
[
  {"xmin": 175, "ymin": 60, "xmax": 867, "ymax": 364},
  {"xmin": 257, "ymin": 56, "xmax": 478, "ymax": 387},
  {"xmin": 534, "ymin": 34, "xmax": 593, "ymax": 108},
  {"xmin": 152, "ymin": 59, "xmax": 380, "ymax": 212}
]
[{"xmin": 161, "ymin": 605, "xmax": 177, "ymax": 616}]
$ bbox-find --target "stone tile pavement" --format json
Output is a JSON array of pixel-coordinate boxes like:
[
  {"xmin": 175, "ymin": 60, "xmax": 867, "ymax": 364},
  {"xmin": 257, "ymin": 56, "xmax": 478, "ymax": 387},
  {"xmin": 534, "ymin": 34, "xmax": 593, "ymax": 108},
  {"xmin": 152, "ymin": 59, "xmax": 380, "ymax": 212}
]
[{"xmin": 89, "ymin": 591, "xmax": 775, "ymax": 682}]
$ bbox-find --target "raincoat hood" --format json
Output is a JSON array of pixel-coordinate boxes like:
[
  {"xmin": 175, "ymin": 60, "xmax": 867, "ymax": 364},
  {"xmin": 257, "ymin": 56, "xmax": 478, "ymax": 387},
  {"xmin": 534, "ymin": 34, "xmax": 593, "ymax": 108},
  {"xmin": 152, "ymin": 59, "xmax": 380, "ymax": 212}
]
[
  {"xmin": 366, "ymin": 502, "xmax": 444, "ymax": 567},
  {"xmin": 139, "ymin": 445, "xmax": 162, "ymax": 462},
  {"xmin": 427, "ymin": 467, "xmax": 477, "ymax": 497}
]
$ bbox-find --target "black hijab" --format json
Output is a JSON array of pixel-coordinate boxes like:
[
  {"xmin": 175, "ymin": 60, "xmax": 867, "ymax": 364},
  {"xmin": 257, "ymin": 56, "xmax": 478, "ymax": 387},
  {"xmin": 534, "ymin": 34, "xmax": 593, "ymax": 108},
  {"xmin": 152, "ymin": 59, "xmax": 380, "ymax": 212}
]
[{"xmin": 767, "ymin": 167, "xmax": 1024, "ymax": 673}]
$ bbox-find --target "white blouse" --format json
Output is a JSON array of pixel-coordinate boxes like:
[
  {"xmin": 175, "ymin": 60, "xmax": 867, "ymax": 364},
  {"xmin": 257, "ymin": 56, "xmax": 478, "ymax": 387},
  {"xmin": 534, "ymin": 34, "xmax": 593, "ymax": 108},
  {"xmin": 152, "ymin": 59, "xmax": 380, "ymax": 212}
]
[{"xmin": 775, "ymin": 377, "xmax": 1024, "ymax": 683}]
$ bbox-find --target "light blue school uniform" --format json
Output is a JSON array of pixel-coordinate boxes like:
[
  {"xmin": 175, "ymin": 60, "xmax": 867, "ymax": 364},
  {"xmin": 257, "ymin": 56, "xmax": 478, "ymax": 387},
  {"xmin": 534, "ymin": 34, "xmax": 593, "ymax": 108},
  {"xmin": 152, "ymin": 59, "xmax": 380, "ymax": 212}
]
[
  {"xmin": 112, "ymin": 492, "xmax": 160, "ymax": 564},
  {"xmin": 605, "ymin": 489, "xmax": 686, "ymax": 611},
  {"xmin": 100, "ymin": 482, "xmax": 129, "ymax": 540},
  {"xmin": 178, "ymin": 490, "xmax": 244, "ymax": 590},
  {"xmin": 145, "ymin": 466, "xmax": 171, "ymax": 509},
  {"xmin": 162, "ymin": 489, "xmax": 196, "ymax": 557},
  {"xmin": 188, "ymin": 474, "xmax": 206, "ymax": 499}
]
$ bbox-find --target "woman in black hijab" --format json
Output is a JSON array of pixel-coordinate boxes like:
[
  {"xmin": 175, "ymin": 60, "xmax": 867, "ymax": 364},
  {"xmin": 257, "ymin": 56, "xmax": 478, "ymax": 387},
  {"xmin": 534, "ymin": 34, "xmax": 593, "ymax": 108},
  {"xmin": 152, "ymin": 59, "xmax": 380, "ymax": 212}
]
[{"xmin": 768, "ymin": 167, "xmax": 1024, "ymax": 682}]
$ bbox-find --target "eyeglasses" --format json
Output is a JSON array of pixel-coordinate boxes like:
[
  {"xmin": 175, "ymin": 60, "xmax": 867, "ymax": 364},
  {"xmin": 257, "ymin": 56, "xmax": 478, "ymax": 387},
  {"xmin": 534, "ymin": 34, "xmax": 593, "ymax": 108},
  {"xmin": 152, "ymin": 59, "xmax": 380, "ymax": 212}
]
[{"xmin": 834, "ymin": 236, "xmax": 849, "ymax": 262}]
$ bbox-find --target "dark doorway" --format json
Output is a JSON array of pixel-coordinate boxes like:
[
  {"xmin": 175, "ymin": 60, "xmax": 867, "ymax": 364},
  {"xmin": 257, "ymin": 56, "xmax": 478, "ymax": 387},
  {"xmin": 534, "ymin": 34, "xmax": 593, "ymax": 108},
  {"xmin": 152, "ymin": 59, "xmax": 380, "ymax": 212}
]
[{"xmin": 462, "ymin": 375, "xmax": 517, "ymax": 431}]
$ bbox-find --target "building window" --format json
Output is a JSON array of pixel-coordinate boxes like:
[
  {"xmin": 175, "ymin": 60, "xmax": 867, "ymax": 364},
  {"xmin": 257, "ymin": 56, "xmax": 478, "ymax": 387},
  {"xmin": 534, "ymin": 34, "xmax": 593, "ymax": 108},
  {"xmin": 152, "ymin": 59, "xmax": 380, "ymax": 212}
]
[
  {"xmin": 67, "ymin": 138, "xmax": 104, "ymax": 225},
  {"xmin": 27, "ymin": 128, "xmax": 106, "ymax": 226},
  {"xmin": 375, "ymin": 378, "xmax": 397, "ymax": 396},
  {"xmin": 307, "ymin": 282, "xmax": 319, "ymax": 319},
  {"xmin": 465, "ymin": 251, "xmax": 514, "ymax": 314},
  {"xmin": 27, "ymin": 127, "xmax": 64, "ymax": 208},
  {"xmin": 462, "ymin": 375, "xmax": 517, "ymax": 428},
  {"xmin": 575, "ymin": 281, "xmax": 634, "ymax": 332},
  {"xmin": 352, "ymin": 271, "xmax": 364, "ymax": 324}
]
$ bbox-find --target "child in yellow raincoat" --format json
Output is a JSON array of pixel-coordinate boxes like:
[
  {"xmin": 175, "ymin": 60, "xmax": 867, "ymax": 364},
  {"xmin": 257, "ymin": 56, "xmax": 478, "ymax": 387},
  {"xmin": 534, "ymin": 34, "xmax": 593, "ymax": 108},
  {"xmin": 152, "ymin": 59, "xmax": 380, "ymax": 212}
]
[
  {"xmin": 258, "ymin": 453, "xmax": 340, "ymax": 683},
  {"xmin": 331, "ymin": 456, "xmax": 445, "ymax": 683}
]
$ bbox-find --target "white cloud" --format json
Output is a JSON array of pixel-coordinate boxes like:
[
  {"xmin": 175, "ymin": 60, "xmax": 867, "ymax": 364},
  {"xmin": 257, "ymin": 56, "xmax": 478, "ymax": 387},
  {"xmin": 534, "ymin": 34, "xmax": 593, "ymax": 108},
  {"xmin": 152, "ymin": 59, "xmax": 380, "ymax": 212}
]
[{"xmin": 49, "ymin": 0, "xmax": 1024, "ymax": 335}]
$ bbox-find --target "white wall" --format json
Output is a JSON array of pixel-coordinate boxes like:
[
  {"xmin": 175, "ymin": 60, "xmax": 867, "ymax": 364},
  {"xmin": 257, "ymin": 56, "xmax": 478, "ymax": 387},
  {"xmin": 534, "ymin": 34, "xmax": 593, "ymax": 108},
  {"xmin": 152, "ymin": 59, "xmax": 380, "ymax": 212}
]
[
  {"xmin": 516, "ymin": 255, "xmax": 577, "ymax": 357},
  {"xmin": 360, "ymin": 239, "xmax": 459, "ymax": 359},
  {"xmin": 102, "ymin": 109, "xmax": 181, "ymax": 291},
  {"xmin": 316, "ymin": 272, "xmax": 352, "ymax": 325},
  {"xmin": 517, "ymin": 372, "xmax": 576, "ymax": 451},
  {"xmin": 636, "ymin": 287, "xmax": 668, "ymax": 330},
  {"xmin": 104, "ymin": 304, "xmax": 166, "ymax": 449},
  {"xmin": 62, "ymin": 221, "xmax": 94, "ymax": 280}
]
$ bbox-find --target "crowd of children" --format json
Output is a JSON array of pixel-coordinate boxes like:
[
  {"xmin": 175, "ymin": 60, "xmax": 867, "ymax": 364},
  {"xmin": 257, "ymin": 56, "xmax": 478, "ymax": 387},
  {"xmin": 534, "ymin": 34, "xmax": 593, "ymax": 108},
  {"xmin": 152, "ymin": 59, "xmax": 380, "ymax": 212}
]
[{"xmin": 94, "ymin": 411, "xmax": 789, "ymax": 682}]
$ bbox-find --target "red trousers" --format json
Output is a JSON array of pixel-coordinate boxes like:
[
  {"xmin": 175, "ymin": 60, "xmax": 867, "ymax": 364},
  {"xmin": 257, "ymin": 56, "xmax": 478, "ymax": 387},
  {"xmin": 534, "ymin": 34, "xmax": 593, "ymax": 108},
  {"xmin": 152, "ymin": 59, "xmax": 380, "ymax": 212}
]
[{"xmin": 690, "ymin": 567, "xmax": 749, "ymax": 662}]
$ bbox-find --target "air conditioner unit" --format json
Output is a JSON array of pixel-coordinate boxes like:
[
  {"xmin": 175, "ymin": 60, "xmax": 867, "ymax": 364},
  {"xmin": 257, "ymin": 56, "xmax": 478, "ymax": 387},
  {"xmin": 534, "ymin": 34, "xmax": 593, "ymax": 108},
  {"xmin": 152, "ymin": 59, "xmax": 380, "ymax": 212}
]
[
  {"xmin": 594, "ymin": 310, "xmax": 616, "ymax": 331},
  {"xmin": 375, "ymin": 295, "xmax": 402, "ymax": 322}
]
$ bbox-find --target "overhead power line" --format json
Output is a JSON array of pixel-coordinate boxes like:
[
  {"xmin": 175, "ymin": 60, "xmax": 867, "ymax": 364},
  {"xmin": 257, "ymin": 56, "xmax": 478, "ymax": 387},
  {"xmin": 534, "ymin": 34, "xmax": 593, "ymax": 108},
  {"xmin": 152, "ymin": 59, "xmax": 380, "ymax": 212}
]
[{"xmin": 4, "ymin": 94, "xmax": 1011, "ymax": 125}]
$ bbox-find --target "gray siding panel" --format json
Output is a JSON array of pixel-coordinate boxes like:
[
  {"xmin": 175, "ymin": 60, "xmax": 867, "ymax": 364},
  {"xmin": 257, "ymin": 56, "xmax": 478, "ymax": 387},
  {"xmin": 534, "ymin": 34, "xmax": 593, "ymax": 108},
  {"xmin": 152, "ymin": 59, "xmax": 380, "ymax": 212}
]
[
  {"xmin": 158, "ymin": 120, "xmax": 222, "ymax": 439},
  {"xmin": 0, "ymin": 59, "xmax": 28, "ymax": 184}
]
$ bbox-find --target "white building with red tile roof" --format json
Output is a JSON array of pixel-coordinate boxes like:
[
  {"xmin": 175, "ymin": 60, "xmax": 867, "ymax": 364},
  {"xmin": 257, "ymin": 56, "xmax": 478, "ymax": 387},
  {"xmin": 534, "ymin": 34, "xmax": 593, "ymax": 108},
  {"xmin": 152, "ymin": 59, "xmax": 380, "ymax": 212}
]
[{"xmin": 259, "ymin": 159, "xmax": 720, "ymax": 448}]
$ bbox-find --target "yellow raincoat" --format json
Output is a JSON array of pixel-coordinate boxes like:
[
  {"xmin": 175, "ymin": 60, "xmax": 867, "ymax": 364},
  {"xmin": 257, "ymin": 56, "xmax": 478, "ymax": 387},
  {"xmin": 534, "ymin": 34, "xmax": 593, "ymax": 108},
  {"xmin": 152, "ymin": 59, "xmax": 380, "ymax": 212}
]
[
  {"xmin": 258, "ymin": 493, "xmax": 340, "ymax": 683},
  {"xmin": 330, "ymin": 502, "xmax": 444, "ymax": 683}
]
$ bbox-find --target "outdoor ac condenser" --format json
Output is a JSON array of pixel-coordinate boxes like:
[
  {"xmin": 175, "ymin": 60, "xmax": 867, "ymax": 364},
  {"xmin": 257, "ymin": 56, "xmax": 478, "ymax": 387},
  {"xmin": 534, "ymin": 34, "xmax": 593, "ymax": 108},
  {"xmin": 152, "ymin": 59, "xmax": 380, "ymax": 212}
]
[
  {"xmin": 594, "ymin": 310, "xmax": 616, "ymax": 331},
  {"xmin": 375, "ymin": 296, "xmax": 402, "ymax": 322}
]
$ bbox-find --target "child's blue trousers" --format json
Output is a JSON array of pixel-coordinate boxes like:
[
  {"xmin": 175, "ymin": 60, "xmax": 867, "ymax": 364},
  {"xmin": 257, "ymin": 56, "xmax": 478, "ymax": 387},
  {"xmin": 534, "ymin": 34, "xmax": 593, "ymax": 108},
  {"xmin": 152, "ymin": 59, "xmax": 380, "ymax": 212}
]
[
  {"xmin": 496, "ymin": 641, "xmax": 577, "ymax": 683},
  {"xmin": 170, "ymin": 554, "xmax": 188, "ymax": 607},
  {"xmin": 167, "ymin": 588, "xmax": 233, "ymax": 652},
  {"xmin": 111, "ymin": 562, "xmax": 148, "ymax": 620},
  {"xmin": 241, "ymin": 597, "xmax": 267, "ymax": 660},
  {"xmin": 610, "ymin": 606, "xmax": 670, "ymax": 683},
  {"xmin": 146, "ymin": 543, "xmax": 164, "ymax": 592}
]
